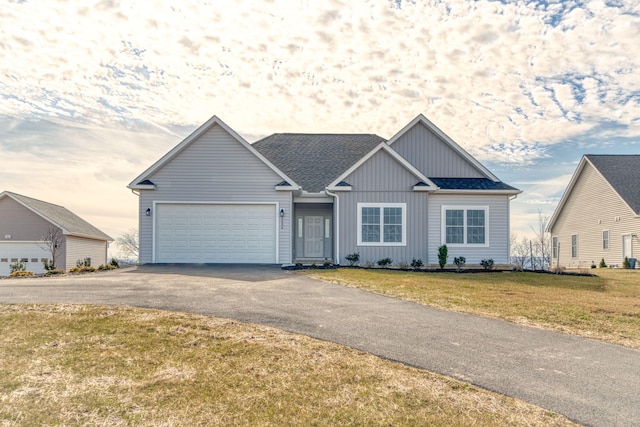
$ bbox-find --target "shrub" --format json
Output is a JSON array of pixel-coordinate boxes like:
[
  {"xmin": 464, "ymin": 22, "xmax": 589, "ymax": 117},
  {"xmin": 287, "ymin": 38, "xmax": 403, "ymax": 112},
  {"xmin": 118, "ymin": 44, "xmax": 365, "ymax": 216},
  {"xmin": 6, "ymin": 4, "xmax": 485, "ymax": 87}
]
[
  {"xmin": 42, "ymin": 260, "xmax": 57, "ymax": 271},
  {"xmin": 345, "ymin": 253, "xmax": 360, "ymax": 266},
  {"xmin": 410, "ymin": 258, "xmax": 423, "ymax": 268},
  {"xmin": 437, "ymin": 245, "xmax": 448, "ymax": 269},
  {"xmin": 454, "ymin": 256, "xmax": 466, "ymax": 273},
  {"xmin": 377, "ymin": 257, "xmax": 392, "ymax": 267},
  {"xmin": 10, "ymin": 270, "xmax": 33, "ymax": 278},
  {"xmin": 70, "ymin": 266, "xmax": 96, "ymax": 274},
  {"xmin": 480, "ymin": 258, "xmax": 494, "ymax": 271},
  {"xmin": 323, "ymin": 260, "xmax": 332, "ymax": 267},
  {"xmin": 45, "ymin": 269, "xmax": 65, "ymax": 276},
  {"xmin": 599, "ymin": 258, "xmax": 607, "ymax": 268},
  {"xmin": 9, "ymin": 261, "xmax": 26, "ymax": 273},
  {"xmin": 97, "ymin": 264, "xmax": 117, "ymax": 271},
  {"xmin": 623, "ymin": 257, "xmax": 631, "ymax": 269},
  {"xmin": 109, "ymin": 257, "xmax": 120, "ymax": 268}
]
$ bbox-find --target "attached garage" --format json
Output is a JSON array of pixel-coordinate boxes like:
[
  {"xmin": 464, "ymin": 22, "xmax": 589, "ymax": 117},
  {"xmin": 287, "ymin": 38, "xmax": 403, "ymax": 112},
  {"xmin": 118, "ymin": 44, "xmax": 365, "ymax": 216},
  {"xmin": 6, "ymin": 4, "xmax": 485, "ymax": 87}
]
[{"xmin": 154, "ymin": 203, "xmax": 278, "ymax": 264}]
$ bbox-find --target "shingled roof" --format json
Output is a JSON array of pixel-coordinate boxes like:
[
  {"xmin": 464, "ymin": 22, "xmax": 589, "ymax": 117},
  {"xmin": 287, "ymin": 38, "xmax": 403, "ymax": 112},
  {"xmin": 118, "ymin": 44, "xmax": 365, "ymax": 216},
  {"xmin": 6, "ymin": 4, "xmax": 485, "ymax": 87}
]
[
  {"xmin": 586, "ymin": 154, "xmax": 640, "ymax": 214},
  {"xmin": 1, "ymin": 191, "xmax": 113, "ymax": 241},
  {"xmin": 252, "ymin": 133, "xmax": 386, "ymax": 193},
  {"xmin": 428, "ymin": 178, "xmax": 519, "ymax": 192}
]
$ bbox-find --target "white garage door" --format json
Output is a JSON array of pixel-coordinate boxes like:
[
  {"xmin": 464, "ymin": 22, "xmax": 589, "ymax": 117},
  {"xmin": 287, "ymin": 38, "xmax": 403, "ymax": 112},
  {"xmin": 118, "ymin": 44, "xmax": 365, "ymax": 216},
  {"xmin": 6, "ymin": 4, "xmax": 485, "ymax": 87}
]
[
  {"xmin": 0, "ymin": 242, "xmax": 50, "ymax": 276},
  {"xmin": 155, "ymin": 203, "xmax": 277, "ymax": 264}
]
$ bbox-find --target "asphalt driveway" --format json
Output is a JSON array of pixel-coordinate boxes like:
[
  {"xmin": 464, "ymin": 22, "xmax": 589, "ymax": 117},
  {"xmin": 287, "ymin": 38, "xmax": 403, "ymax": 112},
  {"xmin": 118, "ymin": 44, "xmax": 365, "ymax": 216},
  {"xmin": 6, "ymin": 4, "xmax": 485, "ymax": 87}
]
[{"xmin": 1, "ymin": 265, "xmax": 639, "ymax": 427}]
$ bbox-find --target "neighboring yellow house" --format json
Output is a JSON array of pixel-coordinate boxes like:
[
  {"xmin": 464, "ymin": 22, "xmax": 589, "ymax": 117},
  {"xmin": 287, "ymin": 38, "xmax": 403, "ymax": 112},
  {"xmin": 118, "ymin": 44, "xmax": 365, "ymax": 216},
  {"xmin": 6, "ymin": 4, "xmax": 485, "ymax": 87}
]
[{"xmin": 547, "ymin": 155, "xmax": 640, "ymax": 269}]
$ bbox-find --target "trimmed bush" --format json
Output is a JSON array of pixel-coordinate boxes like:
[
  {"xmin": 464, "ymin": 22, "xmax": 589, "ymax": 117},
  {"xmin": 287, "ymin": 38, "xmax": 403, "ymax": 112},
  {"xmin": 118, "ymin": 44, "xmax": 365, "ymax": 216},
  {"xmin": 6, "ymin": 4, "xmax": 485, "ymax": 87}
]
[
  {"xmin": 10, "ymin": 270, "xmax": 33, "ymax": 278},
  {"xmin": 345, "ymin": 253, "xmax": 360, "ymax": 266},
  {"xmin": 410, "ymin": 258, "xmax": 423, "ymax": 268},
  {"xmin": 437, "ymin": 245, "xmax": 448, "ymax": 269}
]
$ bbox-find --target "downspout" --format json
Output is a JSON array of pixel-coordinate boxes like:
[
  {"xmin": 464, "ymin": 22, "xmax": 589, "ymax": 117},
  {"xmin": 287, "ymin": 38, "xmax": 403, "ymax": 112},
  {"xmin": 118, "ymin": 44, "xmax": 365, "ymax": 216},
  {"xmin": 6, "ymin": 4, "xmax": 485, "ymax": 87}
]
[{"xmin": 325, "ymin": 189, "xmax": 340, "ymax": 264}]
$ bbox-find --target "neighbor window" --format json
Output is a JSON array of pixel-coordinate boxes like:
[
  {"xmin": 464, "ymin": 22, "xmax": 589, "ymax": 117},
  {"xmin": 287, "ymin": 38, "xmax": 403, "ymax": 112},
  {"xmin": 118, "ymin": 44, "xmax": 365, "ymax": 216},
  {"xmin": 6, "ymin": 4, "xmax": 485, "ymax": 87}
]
[
  {"xmin": 571, "ymin": 234, "xmax": 578, "ymax": 258},
  {"xmin": 552, "ymin": 236, "xmax": 558, "ymax": 259},
  {"xmin": 442, "ymin": 206, "xmax": 488, "ymax": 246},
  {"xmin": 602, "ymin": 230, "xmax": 609, "ymax": 250},
  {"xmin": 357, "ymin": 203, "xmax": 406, "ymax": 246}
]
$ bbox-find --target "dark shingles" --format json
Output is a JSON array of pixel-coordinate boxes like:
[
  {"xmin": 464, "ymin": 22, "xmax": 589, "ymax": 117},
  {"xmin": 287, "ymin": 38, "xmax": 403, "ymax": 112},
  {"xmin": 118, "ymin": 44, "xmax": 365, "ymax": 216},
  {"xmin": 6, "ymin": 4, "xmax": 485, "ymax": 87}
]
[
  {"xmin": 428, "ymin": 178, "xmax": 519, "ymax": 191},
  {"xmin": 253, "ymin": 134, "xmax": 385, "ymax": 193},
  {"xmin": 586, "ymin": 155, "xmax": 640, "ymax": 214}
]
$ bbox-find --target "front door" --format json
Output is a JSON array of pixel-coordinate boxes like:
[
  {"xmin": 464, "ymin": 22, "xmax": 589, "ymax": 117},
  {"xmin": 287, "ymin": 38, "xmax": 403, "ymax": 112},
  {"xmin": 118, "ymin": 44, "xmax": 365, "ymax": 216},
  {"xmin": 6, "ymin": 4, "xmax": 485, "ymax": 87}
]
[
  {"xmin": 623, "ymin": 235, "xmax": 632, "ymax": 262},
  {"xmin": 304, "ymin": 216, "xmax": 324, "ymax": 258}
]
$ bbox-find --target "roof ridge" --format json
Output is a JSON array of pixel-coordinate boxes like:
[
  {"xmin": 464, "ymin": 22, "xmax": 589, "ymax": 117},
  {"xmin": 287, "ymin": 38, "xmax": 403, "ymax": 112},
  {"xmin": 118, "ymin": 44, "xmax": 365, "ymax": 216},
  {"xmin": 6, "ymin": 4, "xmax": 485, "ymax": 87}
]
[{"xmin": 4, "ymin": 191, "xmax": 67, "ymax": 210}]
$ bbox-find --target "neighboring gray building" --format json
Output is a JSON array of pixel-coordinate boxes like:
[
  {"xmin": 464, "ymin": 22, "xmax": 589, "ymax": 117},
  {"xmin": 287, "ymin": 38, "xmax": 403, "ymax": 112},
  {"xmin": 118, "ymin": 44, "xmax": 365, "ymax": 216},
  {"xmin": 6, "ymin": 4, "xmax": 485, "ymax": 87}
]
[
  {"xmin": 128, "ymin": 114, "xmax": 520, "ymax": 267},
  {"xmin": 0, "ymin": 191, "xmax": 113, "ymax": 275},
  {"xmin": 548, "ymin": 155, "xmax": 640, "ymax": 269}
]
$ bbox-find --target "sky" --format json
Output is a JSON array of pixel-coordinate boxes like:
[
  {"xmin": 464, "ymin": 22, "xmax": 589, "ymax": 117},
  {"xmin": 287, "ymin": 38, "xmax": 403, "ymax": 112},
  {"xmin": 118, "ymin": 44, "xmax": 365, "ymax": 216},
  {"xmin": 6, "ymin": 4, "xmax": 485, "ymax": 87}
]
[{"xmin": 1, "ymin": 0, "xmax": 639, "ymax": 256}]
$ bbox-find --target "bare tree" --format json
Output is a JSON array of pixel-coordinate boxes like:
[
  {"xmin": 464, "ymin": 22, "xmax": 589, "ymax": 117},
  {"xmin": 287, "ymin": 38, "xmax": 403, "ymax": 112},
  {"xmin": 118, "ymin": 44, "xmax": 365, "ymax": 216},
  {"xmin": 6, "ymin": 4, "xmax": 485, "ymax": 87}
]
[
  {"xmin": 531, "ymin": 210, "xmax": 551, "ymax": 270},
  {"xmin": 116, "ymin": 228, "xmax": 139, "ymax": 261},
  {"xmin": 511, "ymin": 236, "xmax": 531, "ymax": 271},
  {"xmin": 39, "ymin": 226, "xmax": 63, "ymax": 269}
]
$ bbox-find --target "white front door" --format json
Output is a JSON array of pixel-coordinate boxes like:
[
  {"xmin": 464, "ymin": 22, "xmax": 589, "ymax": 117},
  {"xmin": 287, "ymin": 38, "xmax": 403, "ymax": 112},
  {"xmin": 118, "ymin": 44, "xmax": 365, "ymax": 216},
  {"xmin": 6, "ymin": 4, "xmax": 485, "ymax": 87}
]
[
  {"xmin": 622, "ymin": 235, "xmax": 632, "ymax": 262},
  {"xmin": 304, "ymin": 216, "xmax": 324, "ymax": 258}
]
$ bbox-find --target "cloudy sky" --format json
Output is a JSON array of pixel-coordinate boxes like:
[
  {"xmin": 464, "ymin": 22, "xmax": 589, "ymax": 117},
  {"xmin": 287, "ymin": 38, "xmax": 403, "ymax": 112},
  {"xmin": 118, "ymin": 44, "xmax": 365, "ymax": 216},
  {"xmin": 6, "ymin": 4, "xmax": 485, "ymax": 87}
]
[{"xmin": 1, "ymin": 0, "xmax": 639, "ymax": 255}]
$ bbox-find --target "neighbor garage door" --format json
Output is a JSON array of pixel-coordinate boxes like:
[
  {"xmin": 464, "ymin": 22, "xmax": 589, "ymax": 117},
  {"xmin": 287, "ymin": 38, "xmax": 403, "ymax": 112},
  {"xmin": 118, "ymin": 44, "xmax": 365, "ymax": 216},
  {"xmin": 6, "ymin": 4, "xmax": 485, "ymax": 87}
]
[
  {"xmin": 155, "ymin": 203, "xmax": 277, "ymax": 264},
  {"xmin": 0, "ymin": 242, "xmax": 50, "ymax": 276}
]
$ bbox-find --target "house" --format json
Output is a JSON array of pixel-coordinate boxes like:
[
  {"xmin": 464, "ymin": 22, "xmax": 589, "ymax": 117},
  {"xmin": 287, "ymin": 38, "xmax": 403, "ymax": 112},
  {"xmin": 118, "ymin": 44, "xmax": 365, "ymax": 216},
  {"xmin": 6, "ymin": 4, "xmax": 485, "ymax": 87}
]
[
  {"xmin": 128, "ymin": 114, "xmax": 520, "ymax": 267},
  {"xmin": 547, "ymin": 155, "xmax": 640, "ymax": 269},
  {"xmin": 0, "ymin": 191, "xmax": 113, "ymax": 275}
]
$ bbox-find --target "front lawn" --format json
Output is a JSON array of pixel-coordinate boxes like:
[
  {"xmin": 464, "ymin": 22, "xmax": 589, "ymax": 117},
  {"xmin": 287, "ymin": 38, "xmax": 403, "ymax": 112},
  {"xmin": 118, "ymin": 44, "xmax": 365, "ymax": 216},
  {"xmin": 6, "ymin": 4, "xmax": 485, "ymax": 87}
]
[
  {"xmin": 0, "ymin": 305, "xmax": 574, "ymax": 426},
  {"xmin": 303, "ymin": 269, "xmax": 640, "ymax": 348}
]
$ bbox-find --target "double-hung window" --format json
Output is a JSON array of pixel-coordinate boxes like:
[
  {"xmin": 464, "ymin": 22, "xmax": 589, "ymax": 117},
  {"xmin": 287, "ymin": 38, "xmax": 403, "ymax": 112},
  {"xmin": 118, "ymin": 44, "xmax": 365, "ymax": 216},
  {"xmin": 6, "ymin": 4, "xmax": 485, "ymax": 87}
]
[
  {"xmin": 571, "ymin": 234, "xmax": 578, "ymax": 258},
  {"xmin": 602, "ymin": 230, "xmax": 609, "ymax": 250},
  {"xmin": 442, "ymin": 206, "xmax": 488, "ymax": 246},
  {"xmin": 357, "ymin": 203, "xmax": 406, "ymax": 246},
  {"xmin": 552, "ymin": 236, "xmax": 559, "ymax": 259}
]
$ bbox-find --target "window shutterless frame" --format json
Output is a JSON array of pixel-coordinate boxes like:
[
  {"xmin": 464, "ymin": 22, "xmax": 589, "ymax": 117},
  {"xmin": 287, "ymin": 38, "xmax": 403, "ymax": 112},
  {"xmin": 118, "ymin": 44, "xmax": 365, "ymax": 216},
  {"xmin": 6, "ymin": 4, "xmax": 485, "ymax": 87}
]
[
  {"xmin": 357, "ymin": 203, "xmax": 407, "ymax": 246},
  {"xmin": 441, "ymin": 206, "xmax": 489, "ymax": 247}
]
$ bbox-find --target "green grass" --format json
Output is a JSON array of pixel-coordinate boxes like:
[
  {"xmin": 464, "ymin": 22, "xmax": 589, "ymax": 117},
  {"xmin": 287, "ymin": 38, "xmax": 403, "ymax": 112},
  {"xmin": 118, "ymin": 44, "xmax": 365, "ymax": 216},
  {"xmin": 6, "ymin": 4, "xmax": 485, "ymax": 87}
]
[
  {"xmin": 0, "ymin": 304, "xmax": 575, "ymax": 426},
  {"xmin": 303, "ymin": 268, "xmax": 640, "ymax": 348}
]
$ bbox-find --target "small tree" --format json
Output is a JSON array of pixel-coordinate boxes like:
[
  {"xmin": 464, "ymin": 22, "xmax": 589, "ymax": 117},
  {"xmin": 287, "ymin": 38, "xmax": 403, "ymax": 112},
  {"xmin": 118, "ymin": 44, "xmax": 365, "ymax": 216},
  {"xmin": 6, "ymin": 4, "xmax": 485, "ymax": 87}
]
[
  {"xmin": 39, "ymin": 227, "xmax": 63, "ymax": 269},
  {"xmin": 599, "ymin": 258, "xmax": 607, "ymax": 268},
  {"xmin": 437, "ymin": 245, "xmax": 448, "ymax": 269},
  {"xmin": 116, "ymin": 229, "xmax": 139, "ymax": 262},
  {"xmin": 623, "ymin": 257, "xmax": 631, "ymax": 269}
]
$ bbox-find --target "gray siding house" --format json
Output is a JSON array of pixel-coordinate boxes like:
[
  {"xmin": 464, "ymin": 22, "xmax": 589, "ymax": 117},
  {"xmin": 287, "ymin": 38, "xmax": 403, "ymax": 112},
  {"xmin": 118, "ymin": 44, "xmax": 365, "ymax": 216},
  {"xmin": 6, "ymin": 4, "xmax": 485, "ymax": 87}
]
[
  {"xmin": 548, "ymin": 155, "xmax": 640, "ymax": 269},
  {"xmin": 128, "ymin": 114, "xmax": 520, "ymax": 267},
  {"xmin": 0, "ymin": 191, "xmax": 113, "ymax": 275}
]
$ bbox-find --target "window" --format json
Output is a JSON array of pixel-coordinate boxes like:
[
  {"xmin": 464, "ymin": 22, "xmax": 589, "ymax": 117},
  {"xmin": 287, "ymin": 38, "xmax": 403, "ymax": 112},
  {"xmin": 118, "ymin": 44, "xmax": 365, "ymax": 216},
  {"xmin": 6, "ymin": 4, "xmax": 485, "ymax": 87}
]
[
  {"xmin": 552, "ymin": 236, "xmax": 558, "ymax": 259},
  {"xmin": 571, "ymin": 234, "xmax": 578, "ymax": 258},
  {"xmin": 602, "ymin": 230, "xmax": 609, "ymax": 250},
  {"xmin": 442, "ymin": 206, "xmax": 488, "ymax": 246},
  {"xmin": 357, "ymin": 203, "xmax": 406, "ymax": 246}
]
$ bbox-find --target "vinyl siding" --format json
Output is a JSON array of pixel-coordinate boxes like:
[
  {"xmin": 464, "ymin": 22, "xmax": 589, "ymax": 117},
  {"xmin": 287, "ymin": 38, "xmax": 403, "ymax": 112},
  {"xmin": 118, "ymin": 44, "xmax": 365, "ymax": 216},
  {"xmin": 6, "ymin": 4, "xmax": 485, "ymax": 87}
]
[
  {"xmin": 64, "ymin": 236, "xmax": 108, "ymax": 271},
  {"xmin": 0, "ymin": 196, "xmax": 56, "ymax": 240},
  {"xmin": 390, "ymin": 122, "xmax": 485, "ymax": 178},
  {"xmin": 137, "ymin": 123, "xmax": 293, "ymax": 264},
  {"xmin": 550, "ymin": 162, "xmax": 640, "ymax": 268},
  {"xmin": 338, "ymin": 150, "xmax": 429, "ymax": 265},
  {"xmin": 428, "ymin": 194, "xmax": 511, "ymax": 265}
]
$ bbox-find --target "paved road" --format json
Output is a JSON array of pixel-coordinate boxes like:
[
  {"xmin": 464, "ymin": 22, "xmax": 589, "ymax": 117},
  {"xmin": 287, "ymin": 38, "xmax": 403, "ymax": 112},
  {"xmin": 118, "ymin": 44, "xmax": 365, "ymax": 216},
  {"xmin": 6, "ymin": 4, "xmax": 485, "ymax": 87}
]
[{"xmin": 1, "ymin": 265, "xmax": 639, "ymax": 427}]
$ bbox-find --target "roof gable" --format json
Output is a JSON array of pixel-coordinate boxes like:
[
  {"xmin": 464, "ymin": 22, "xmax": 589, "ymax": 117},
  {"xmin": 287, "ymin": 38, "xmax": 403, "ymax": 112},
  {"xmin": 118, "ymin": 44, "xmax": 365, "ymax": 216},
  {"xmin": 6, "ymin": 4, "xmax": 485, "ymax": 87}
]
[
  {"xmin": 328, "ymin": 142, "xmax": 437, "ymax": 190},
  {"xmin": 253, "ymin": 133, "xmax": 385, "ymax": 193},
  {"xmin": 0, "ymin": 191, "xmax": 113, "ymax": 241},
  {"xmin": 547, "ymin": 155, "xmax": 640, "ymax": 231},
  {"xmin": 128, "ymin": 115, "xmax": 300, "ymax": 190},
  {"xmin": 387, "ymin": 114, "xmax": 499, "ymax": 181}
]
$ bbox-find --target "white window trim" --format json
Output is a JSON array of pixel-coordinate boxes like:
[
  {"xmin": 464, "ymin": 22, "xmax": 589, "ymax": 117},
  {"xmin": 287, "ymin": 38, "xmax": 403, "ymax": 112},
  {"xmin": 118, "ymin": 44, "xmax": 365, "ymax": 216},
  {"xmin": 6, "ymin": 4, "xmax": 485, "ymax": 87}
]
[
  {"xmin": 571, "ymin": 234, "xmax": 578, "ymax": 258},
  {"xmin": 357, "ymin": 203, "xmax": 407, "ymax": 246},
  {"xmin": 441, "ymin": 206, "xmax": 490, "ymax": 247},
  {"xmin": 602, "ymin": 229, "xmax": 610, "ymax": 250},
  {"xmin": 552, "ymin": 236, "xmax": 559, "ymax": 259}
]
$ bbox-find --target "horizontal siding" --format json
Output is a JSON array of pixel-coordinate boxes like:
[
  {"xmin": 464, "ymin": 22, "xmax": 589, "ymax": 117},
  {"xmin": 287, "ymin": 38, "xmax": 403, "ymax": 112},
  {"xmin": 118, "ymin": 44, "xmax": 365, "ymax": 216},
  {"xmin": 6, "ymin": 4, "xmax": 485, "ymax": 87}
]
[
  {"xmin": 391, "ymin": 122, "xmax": 485, "ymax": 178},
  {"xmin": 428, "ymin": 194, "xmax": 511, "ymax": 265},
  {"xmin": 138, "ymin": 124, "xmax": 293, "ymax": 264},
  {"xmin": 550, "ymin": 163, "xmax": 640, "ymax": 268},
  {"xmin": 65, "ymin": 236, "xmax": 108, "ymax": 271},
  {"xmin": 0, "ymin": 197, "xmax": 56, "ymax": 241}
]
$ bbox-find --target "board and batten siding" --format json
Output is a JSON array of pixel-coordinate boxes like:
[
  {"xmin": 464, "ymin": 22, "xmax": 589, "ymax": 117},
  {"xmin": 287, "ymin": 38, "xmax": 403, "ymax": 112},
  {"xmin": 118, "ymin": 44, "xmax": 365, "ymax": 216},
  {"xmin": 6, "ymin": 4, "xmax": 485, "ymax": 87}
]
[
  {"xmin": 64, "ymin": 236, "xmax": 108, "ymax": 271},
  {"xmin": 137, "ymin": 124, "xmax": 293, "ymax": 264},
  {"xmin": 390, "ymin": 122, "xmax": 485, "ymax": 178},
  {"xmin": 337, "ymin": 149, "xmax": 429, "ymax": 265},
  {"xmin": 428, "ymin": 194, "xmax": 511, "ymax": 265},
  {"xmin": 550, "ymin": 162, "xmax": 640, "ymax": 268}
]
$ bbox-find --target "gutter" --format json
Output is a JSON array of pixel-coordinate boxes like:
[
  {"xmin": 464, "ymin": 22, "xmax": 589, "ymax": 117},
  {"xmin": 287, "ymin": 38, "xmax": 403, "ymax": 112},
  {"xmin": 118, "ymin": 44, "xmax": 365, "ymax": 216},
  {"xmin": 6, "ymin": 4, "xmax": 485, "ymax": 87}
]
[{"xmin": 324, "ymin": 188, "xmax": 340, "ymax": 264}]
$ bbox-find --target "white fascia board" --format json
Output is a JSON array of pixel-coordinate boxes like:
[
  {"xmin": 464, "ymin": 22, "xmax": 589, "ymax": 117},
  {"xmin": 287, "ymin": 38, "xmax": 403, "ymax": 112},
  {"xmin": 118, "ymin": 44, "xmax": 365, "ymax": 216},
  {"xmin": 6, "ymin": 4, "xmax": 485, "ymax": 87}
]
[
  {"xmin": 66, "ymin": 233, "xmax": 113, "ymax": 242},
  {"xmin": 126, "ymin": 115, "xmax": 300, "ymax": 190},
  {"xmin": 326, "ymin": 185, "xmax": 352, "ymax": 192},
  {"xmin": 128, "ymin": 184, "xmax": 157, "ymax": 190},
  {"xmin": 327, "ymin": 142, "xmax": 438, "ymax": 190},
  {"xmin": 275, "ymin": 184, "xmax": 300, "ymax": 191},
  {"xmin": 386, "ymin": 114, "xmax": 500, "ymax": 182},
  {"xmin": 546, "ymin": 156, "xmax": 588, "ymax": 232}
]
